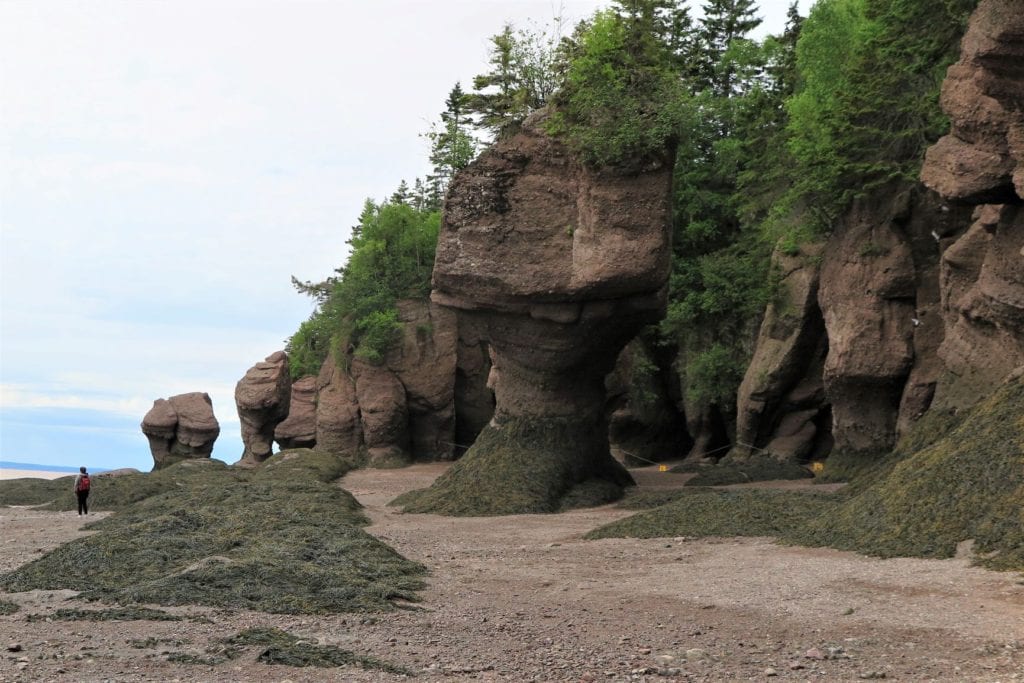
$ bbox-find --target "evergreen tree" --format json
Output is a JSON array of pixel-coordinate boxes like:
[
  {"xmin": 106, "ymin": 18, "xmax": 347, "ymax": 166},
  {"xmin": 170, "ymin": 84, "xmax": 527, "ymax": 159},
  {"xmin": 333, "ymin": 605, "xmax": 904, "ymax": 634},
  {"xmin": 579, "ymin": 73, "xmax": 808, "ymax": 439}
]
[
  {"xmin": 697, "ymin": 0, "xmax": 763, "ymax": 94},
  {"xmin": 466, "ymin": 19, "xmax": 566, "ymax": 138},
  {"xmin": 425, "ymin": 83, "xmax": 477, "ymax": 200}
]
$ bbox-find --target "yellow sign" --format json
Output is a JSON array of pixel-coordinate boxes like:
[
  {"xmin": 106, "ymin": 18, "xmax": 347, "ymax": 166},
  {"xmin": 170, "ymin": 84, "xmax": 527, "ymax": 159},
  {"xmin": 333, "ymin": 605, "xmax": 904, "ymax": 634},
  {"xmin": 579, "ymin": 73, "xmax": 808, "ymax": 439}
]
[
  {"xmin": 658, "ymin": 465, "xmax": 669, "ymax": 472},
  {"xmin": 810, "ymin": 461, "xmax": 825, "ymax": 474}
]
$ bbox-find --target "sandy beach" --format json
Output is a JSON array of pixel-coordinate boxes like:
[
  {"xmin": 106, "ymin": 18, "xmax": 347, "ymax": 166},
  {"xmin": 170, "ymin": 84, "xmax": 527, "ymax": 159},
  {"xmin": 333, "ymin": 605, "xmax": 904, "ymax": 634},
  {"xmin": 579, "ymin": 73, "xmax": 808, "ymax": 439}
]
[{"xmin": 0, "ymin": 468, "xmax": 72, "ymax": 481}]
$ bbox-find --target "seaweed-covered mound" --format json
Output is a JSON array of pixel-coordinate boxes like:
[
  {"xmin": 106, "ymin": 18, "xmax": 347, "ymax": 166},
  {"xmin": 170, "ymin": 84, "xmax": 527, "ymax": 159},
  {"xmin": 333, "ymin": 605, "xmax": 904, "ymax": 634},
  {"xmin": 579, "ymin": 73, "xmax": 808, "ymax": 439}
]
[
  {"xmin": 793, "ymin": 375, "xmax": 1024, "ymax": 570},
  {"xmin": 587, "ymin": 487, "xmax": 834, "ymax": 540},
  {"xmin": 591, "ymin": 375, "xmax": 1024, "ymax": 571},
  {"xmin": 0, "ymin": 450, "xmax": 426, "ymax": 613},
  {"xmin": 394, "ymin": 417, "xmax": 628, "ymax": 515},
  {"xmin": 672, "ymin": 455, "xmax": 813, "ymax": 486}
]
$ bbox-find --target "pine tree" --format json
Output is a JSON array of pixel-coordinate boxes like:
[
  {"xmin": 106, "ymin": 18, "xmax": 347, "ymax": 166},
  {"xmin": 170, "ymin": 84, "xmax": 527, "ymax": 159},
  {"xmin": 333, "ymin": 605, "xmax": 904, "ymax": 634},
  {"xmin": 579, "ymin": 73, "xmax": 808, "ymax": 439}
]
[
  {"xmin": 425, "ymin": 83, "xmax": 477, "ymax": 199},
  {"xmin": 697, "ymin": 0, "xmax": 762, "ymax": 94}
]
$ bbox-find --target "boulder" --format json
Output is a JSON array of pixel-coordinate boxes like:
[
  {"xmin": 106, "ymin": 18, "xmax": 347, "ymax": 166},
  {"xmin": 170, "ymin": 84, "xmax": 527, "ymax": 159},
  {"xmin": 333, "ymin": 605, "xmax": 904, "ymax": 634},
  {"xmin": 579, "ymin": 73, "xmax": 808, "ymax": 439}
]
[
  {"xmin": 274, "ymin": 375, "xmax": 317, "ymax": 450},
  {"xmin": 235, "ymin": 351, "xmax": 291, "ymax": 466},
  {"xmin": 141, "ymin": 392, "xmax": 220, "ymax": 469}
]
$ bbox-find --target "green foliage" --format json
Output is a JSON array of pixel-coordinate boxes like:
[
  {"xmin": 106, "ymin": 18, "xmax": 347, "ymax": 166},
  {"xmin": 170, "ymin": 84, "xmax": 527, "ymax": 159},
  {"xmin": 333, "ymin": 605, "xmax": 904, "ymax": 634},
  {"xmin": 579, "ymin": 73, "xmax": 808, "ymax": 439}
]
[
  {"xmin": 0, "ymin": 599, "xmax": 19, "ymax": 615},
  {"xmin": 286, "ymin": 198, "xmax": 440, "ymax": 377},
  {"xmin": 425, "ymin": 82, "xmax": 477, "ymax": 197},
  {"xmin": 548, "ymin": 9, "xmax": 692, "ymax": 166},
  {"xmin": 774, "ymin": 0, "xmax": 975, "ymax": 233},
  {"xmin": 466, "ymin": 20, "xmax": 566, "ymax": 138},
  {"xmin": 0, "ymin": 451, "xmax": 427, "ymax": 612}
]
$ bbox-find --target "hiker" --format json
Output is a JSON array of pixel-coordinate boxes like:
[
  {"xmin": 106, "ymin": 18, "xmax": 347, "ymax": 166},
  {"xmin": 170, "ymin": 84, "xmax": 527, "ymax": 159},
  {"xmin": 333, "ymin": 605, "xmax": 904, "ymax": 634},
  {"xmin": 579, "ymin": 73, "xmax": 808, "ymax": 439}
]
[{"xmin": 73, "ymin": 466, "xmax": 91, "ymax": 516}]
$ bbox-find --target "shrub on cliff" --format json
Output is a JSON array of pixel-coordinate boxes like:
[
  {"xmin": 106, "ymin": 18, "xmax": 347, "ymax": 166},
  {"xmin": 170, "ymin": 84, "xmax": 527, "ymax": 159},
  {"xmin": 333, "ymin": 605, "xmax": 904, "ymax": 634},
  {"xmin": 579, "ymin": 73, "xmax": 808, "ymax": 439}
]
[
  {"xmin": 548, "ymin": 8, "xmax": 692, "ymax": 166},
  {"xmin": 286, "ymin": 199, "xmax": 439, "ymax": 378}
]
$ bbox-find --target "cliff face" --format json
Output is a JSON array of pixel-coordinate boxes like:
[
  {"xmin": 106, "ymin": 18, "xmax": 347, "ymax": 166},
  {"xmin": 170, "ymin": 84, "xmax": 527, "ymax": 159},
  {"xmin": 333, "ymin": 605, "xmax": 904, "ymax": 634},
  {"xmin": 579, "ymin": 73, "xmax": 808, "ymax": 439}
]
[{"xmin": 735, "ymin": 0, "xmax": 1024, "ymax": 464}]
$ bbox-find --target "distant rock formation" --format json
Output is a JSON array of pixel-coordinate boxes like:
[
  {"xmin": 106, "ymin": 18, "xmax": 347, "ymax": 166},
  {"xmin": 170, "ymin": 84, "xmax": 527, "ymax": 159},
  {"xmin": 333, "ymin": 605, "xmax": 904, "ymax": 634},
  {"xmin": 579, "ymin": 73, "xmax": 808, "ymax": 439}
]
[
  {"xmin": 399, "ymin": 108, "xmax": 675, "ymax": 514},
  {"xmin": 274, "ymin": 375, "xmax": 317, "ymax": 450},
  {"xmin": 235, "ymin": 351, "xmax": 291, "ymax": 466},
  {"xmin": 141, "ymin": 392, "xmax": 220, "ymax": 469},
  {"xmin": 312, "ymin": 299, "xmax": 461, "ymax": 466}
]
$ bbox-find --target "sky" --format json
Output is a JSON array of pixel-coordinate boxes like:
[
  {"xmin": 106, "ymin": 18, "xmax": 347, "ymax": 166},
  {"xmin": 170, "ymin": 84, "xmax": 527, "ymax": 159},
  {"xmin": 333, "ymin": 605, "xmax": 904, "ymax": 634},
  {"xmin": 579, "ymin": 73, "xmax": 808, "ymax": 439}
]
[{"xmin": 0, "ymin": 0, "xmax": 803, "ymax": 473}]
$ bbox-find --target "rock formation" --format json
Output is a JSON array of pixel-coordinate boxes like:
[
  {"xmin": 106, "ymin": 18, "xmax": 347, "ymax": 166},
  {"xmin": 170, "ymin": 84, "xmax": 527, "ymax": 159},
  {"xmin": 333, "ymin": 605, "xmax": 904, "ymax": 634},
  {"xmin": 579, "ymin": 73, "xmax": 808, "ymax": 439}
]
[
  {"xmin": 235, "ymin": 351, "xmax": 291, "ymax": 465},
  {"xmin": 315, "ymin": 354, "xmax": 364, "ymax": 461},
  {"xmin": 274, "ymin": 375, "xmax": 317, "ymax": 450},
  {"xmin": 732, "ymin": 245, "xmax": 829, "ymax": 462},
  {"xmin": 141, "ymin": 392, "xmax": 220, "ymax": 469},
  {"xmin": 398, "ymin": 108, "xmax": 675, "ymax": 514},
  {"xmin": 312, "ymin": 299, "xmax": 460, "ymax": 466},
  {"xmin": 606, "ymin": 338, "xmax": 689, "ymax": 466},
  {"xmin": 922, "ymin": 0, "xmax": 1024, "ymax": 412},
  {"xmin": 732, "ymin": 0, "xmax": 1023, "ymax": 466}
]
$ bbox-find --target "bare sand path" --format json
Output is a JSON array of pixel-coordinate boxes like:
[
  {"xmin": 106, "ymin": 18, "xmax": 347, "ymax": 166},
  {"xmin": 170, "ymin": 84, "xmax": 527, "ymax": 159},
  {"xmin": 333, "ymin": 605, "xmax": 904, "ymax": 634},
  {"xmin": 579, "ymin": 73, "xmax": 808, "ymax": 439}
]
[{"xmin": 1, "ymin": 462, "xmax": 1022, "ymax": 682}]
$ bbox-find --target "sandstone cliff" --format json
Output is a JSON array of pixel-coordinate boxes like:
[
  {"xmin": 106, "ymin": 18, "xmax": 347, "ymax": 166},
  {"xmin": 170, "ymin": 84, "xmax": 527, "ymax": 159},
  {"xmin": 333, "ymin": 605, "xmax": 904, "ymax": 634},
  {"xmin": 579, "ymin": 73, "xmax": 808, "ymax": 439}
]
[
  {"xmin": 398, "ymin": 108, "xmax": 674, "ymax": 514},
  {"xmin": 733, "ymin": 0, "xmax": 1023, "ymax": 468}
]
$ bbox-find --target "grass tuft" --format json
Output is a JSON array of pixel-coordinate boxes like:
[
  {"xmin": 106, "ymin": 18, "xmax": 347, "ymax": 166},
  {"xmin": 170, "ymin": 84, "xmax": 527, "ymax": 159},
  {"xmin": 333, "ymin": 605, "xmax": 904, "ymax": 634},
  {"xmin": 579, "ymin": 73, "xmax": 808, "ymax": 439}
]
[
  {"xmin": 0, "ymin": 599, "xmax": 19, "ymax": 615},
  {"xmin": 1, "ymin": 449, "xmax": 426, "ymax": 613}
]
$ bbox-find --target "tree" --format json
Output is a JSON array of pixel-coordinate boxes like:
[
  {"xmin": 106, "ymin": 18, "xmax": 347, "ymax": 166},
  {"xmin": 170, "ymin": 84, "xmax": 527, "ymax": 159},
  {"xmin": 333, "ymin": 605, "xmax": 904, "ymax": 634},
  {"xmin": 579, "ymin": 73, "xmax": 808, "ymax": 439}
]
[
  {"xmin": 425, "ymin": 83, "xmax": 477, "ymax": 198},
  {"xmin": 465, "ymin": 20, "xmax": 567, "ymax": 138},
  {"xmin": 697, "ymin": 0, "xmax": 763, "ymax": 95}
]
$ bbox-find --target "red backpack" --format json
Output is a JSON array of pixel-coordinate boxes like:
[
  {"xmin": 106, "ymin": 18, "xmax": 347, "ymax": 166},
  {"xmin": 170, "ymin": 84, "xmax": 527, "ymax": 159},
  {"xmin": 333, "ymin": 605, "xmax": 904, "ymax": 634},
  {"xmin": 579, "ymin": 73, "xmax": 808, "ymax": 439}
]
[{"xmin": 78, "ymin": 475, "xmax": 91, "ymax": 492}]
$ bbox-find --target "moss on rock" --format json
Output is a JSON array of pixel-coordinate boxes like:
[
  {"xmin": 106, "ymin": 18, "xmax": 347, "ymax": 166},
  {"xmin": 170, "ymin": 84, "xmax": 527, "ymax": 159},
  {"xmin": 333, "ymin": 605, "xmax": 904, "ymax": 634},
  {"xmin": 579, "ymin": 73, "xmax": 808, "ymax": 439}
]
[
  {"xmin": 394, "ymin": 417, "xmax": 633, "ymax": 515},
  {"xmin": 590, "ymin": 376, "xmax": 1024, "ymax": 572},
  {"xmin": 792, "ymin": 376, "xmax": 1024, "ymax": 570}
]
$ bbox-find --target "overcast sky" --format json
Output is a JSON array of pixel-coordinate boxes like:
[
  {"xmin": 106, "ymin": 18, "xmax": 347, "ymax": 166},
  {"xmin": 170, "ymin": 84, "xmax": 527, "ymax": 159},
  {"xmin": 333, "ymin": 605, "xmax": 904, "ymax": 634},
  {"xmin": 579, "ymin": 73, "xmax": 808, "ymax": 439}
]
[{"xmin": 0, "ymin": 0, "xmax": 802, "ymax": 472}]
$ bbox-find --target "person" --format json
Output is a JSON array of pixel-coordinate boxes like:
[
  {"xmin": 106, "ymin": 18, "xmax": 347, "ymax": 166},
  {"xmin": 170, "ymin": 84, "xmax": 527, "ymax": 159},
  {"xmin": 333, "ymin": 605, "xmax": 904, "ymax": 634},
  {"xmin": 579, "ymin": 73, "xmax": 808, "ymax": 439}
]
[{"xmin": 73, "ymin": 466, "xmax": 91, "ymax": 516}]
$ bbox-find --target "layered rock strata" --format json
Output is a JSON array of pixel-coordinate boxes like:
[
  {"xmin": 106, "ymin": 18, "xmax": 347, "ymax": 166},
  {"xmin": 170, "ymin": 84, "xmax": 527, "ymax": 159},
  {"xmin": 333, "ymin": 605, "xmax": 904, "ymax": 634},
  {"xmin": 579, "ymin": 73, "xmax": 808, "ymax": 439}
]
[
  {"xmin": 399, "ymin": 109, "xmax": 674, "ymax": 514},
  {"xmin": 235, "ymin": 351, "xmax": 291, "ymax": 465},
  {"xmin": 922, "ymin": 0, "xmax": 1024, "ymax": 411},
  {"xmin": 141, "ymin": 392, "xmax": 220, "ymax": 469}
]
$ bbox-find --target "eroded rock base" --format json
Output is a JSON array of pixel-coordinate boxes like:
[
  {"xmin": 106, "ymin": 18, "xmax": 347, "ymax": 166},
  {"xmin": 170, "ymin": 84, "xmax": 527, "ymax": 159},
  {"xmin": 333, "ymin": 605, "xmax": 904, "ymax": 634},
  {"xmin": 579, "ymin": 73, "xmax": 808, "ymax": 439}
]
[{"xmin": 394, "ymin": 417, "xmax": 634, "ymax": 515}]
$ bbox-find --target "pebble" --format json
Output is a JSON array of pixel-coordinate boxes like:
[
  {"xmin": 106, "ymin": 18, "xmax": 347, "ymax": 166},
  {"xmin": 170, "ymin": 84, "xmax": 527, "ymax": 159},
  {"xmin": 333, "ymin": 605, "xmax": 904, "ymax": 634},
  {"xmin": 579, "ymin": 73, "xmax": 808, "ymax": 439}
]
[
  {"xmin": 7, "ymin": 643, "xmax": 22, "ymax": 653},
  {"xmin": 859, "ymin": 672, "xmax": 887, "ymax": 680},
  {"xmin": 805, "ymin": 647, "xmax": 825, "ymax": 660},
  {"xmin": 685, "ymin": 648, "xmax": 706, "ymax": 660},
  {"xmin": 764, "ymin": 667, "xmax": 778, "ymax": 676}
]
